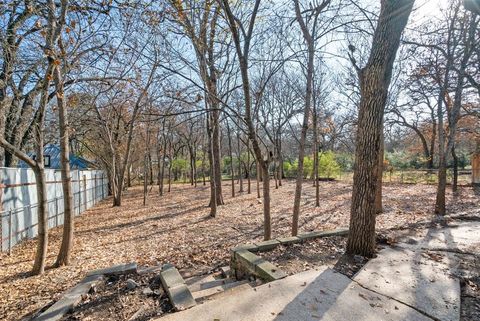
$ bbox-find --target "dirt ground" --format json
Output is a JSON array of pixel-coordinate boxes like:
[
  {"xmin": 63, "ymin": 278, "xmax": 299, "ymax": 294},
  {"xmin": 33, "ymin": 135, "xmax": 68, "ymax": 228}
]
[{"xmin": 0, "ymin": 180, "xmax": 477, "ymax": 320}]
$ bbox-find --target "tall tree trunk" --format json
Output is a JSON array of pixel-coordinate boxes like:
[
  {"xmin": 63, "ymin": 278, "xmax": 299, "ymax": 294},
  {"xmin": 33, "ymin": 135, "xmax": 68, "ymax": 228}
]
[
  {"xmin": 278, "ymin": 137, "xmax": 284, "ymax": 184},
  {"xmin": 227, "ymin": 121, "xmax": 235, "ymax": 197},
  {"xmin": 346, "ymin": 0, "xmax": 414, "ymax": 257},
  {"xmin": 189, "ymin": 145, "xmax": 195, "ymax": 186},
  {"xmin": 435, "ymin": 7, "xmax": 476, "ymax": 214},
  {"xmin": 159, "ymin": 133, "xmax": 167, "ymax": 196},
  {"xmin": 143, "ymin": 154, "xmax": 148, "ymax": 206},
  {"xmin": 53, "ymin": 62, "xmax": 74, "ymax": 267},
  {"xmin": 313, "ymin": 105, "xmax": 320, "ymax": 207},
  {"xmin": 237, "ymin": 130, "xmax": 244, "ymax": 192},
  {"xmin": 247, "ymin": 141, "xmax": 251, "ymax": 194},
  {"xmin": 429, "ymin": 119, "xmax": 437, "ymax": 169},
  {"xmin": 292, "ymin": 0, "xmax": 315, "ymax": 236},
  {"xmin": 256, "ymin": 159, "xmax": 261, "ymax": 199},
  {"xmin": 168, "ymin": 151, "xmax": 172, "ymax": 193},
  {"xmin": 451, "ymin": 144, "xmax": 458, "ymax": 192},
  {"xmin": 261, "ymin": 165, "xmax": 271, "ymax": 240},
  {"xmin": 212, "ymin": 111, "xmax": 224, "ymax": 205},
  {"xmin": 202, "ymin": 140, "xmax": 207, "ymax": 186},
  {"xmin": 207, "ymin": 113, "xmax": 217, "ymax": 217},
  {"xmin": 375, "ymin": 131, "xmax": 384, "ymax": 214},
  {"xmin": 32, "ymin": 166, "xmax": 48, "ymax": 274}
]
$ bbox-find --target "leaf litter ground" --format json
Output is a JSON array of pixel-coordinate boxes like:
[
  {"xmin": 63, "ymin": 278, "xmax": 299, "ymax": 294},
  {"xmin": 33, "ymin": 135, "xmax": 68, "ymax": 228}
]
[{"xmin": 0, "ymin": 180, "xmax": 477, "ymax": 320}]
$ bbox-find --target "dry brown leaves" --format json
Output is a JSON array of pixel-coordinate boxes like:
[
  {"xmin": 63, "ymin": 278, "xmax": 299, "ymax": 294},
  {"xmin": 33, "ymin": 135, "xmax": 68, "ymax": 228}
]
[{"xmin": 0, "ymin": 180, "xmax": 477, "ymax": 320}]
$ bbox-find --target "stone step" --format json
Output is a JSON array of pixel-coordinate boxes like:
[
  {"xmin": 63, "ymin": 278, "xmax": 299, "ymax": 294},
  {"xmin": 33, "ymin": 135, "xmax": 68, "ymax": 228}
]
[
  {"xmin": 192, "ymin": 280, "xmax": 252, "ymax": 302},
  {"xmin": 185, "ymin": 274, "xmax": 217, "ymax": 292},
  {"xmin": 190, "ymin": 278, "xmax": 238, "ymax": 293},
  {"xmin": 160, "ymin": 265, "xmax": 196, "ymax": 311},
  {"xmin": 154, "ymin": 267, "xmax": 434, "ymax": 321},
  {"xmin": 220, "ymin": 266, "xmax": 231, "ymax": 278}
]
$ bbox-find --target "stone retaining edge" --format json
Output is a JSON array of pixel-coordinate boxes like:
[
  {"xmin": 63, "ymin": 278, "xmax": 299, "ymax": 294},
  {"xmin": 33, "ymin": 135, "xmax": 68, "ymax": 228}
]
[{"xmin": 230, "ymin": 228, "xmax": 349, "ymax": 282}]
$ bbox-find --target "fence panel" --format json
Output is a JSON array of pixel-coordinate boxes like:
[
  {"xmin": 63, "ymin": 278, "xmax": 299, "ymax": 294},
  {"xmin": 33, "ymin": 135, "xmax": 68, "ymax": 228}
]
[{"xmin": 0, "ymin": 167, "xmax": 108, "ymax": 252}]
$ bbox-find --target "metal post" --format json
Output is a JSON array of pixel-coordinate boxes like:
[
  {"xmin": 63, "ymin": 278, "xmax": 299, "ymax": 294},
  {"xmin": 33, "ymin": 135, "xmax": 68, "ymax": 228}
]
[{"xmin": 8, "ymin": 209, "xmax": 12, "ymax": 255}]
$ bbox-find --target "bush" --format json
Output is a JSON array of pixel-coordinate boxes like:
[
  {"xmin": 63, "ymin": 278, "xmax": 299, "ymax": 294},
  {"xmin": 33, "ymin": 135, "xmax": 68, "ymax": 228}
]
[
  {"xmin": 283, "ymin": 151, "xmax": 342, "ymax": 179},
  {"xmin": 318, "ymin": 151, "xmax": 341, "ymax": 178}
]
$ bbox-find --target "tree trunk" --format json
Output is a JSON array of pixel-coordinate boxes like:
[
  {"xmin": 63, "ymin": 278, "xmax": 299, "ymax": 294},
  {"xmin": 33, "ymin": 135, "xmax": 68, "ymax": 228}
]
[
  {"xmin": 143, "ymin": 154, "xmax": 148, "ymax": 206},
  {"xmin": 256, "ymin": 159, "xmax": 261, "ymax": 199},
  {"xmin": 53, "ymin": 63, "xmax": 74, "ymax": 267},
  {"xmin": 212, "ymin": 112, "xmax": 224, "ymax": 205},
  {"xmin": 375, "ymin": 130, "xmax": 384, "ymax": 214},
  {"xmin": 32, "ymin": 166, "xmax": 48, "ymax": 275},
  {"xmin": 207, "ymin": 113, "xmax": 217, "ymax": 217},
  {"xmin": 247, "ymin": 141, "xmax": 251, "ymax": 194},
  {"xmin": 451, "ymin": 144, "xmax": 458, "ymax": 192},
  {"xmin": 429, "ymin": 119, "xmax": 437, "ymax": 169},
  {"xmin": 261, "ymin": 165, "xmax": 271, "ymax": 240},
  {"xmin": 292, "ymin": 0, "xmax": 315, "ymax": 236},
  {"xmin": 227, "ymin": 122, "xmax": 235, "ymax": 197},
  {"xmin": 346, "ymin": 0, "xmax": 414, "ymax": 257},
  {"xmin": 312, "ymin": 94, "xmax": 320, "ymax": 207}
]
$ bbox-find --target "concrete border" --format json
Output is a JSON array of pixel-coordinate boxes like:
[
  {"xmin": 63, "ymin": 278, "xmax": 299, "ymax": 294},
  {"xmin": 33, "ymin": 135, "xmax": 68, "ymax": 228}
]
[
  {"xmin": 160, "ymin": 265, "xmax": 196, "ymax": 311},
  {"xmin": 34, "ymin": 262, "xmax": 138, "ymax": 321},
  {"xmin": 34, "ymin": 275, "xmax": 104, "ymax": 321},
  {"xmin": 230, "ymin": 228, "xmax": 348, "ymax": 282}
]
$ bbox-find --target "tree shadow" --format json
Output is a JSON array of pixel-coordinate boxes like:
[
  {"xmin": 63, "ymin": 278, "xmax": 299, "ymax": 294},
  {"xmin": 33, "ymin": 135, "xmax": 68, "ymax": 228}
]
[
  {"xmin": 270, "ymin": 216, "xmax": 460, "ymax": 321},
  {"xmin": 474, "ymin": 184, "xmax": 480, "ymax": 196},
  {"xmin": 76, "ymin": 205, "xmax": 206, "ymax": 235}
]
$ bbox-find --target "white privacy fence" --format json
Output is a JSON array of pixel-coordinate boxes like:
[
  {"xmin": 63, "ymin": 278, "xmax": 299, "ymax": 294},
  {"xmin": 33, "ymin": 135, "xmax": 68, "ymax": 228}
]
[{"xmin": 0, "ymin": 167, "xmax": 108, "ymax": 252}]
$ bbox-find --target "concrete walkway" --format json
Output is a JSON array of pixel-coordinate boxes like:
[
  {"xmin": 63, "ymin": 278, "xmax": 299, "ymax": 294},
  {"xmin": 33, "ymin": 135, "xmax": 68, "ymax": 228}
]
[
  {"xmin": 157, "ymin": 266, "xmax": 432, "ymax": 321},
  {"xmin": 155, "ymin": 220, "xmax": 480, "ymax": 321}
]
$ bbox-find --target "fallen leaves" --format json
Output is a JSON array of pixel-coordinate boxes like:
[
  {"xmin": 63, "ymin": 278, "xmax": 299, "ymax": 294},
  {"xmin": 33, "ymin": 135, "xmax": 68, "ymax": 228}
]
[{"xmin": 0, "ymin": 181, "xmax": 477, "ymax": 320}]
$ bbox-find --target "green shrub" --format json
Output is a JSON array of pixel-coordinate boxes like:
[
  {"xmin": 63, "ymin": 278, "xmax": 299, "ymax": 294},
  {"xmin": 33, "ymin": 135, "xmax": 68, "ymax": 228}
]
[{"xmin": 318, "ymin": 151, "xmax": 341, "ymax": 178}]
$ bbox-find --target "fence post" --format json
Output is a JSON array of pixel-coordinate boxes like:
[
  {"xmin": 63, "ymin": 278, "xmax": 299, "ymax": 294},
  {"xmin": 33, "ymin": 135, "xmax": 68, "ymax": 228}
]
[
  {"xmin": 94, "ymin": 173, "xmax": 97, "ymax": 205},
  {"xmin": 102, "ymin": 173, "xmax": 105, "ymax": 199},
  {"xmin": 77, "ymin": 175, "xmax": 81, "ymax": 214},
  {"xmin": 55, "ymin": 197, "xmax": 58, "ymax": 227},
  {"xmin": 8, "ymin": 209, "xmax": 12, "ymax": 255},
  {"xmin": 83, "ymin": 175, "xmax": 87, "ymax": 210}
]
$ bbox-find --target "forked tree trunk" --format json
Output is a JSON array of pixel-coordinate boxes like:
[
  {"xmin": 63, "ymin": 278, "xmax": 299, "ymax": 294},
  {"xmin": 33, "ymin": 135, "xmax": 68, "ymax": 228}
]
[
  {"xmin": 346, "ymin": 0, "xmax": 414, "ymax": 257},
  {"xmin": 435, "ymin": 8, "xmax": 476, "ymax": 213}
]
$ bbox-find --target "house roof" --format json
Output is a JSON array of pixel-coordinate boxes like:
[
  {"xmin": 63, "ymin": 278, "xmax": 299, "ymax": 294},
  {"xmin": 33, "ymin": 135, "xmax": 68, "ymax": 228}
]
[{"xmin": 18, "ymin": 144, "xmax": 95, "ymax": 169}]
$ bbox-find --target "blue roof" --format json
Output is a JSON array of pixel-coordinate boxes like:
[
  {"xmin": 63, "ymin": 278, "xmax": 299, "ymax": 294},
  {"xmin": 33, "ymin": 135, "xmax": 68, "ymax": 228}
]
[{"xmin": 18, "ymin": 144, "xmax": 94, "ymax": 169}]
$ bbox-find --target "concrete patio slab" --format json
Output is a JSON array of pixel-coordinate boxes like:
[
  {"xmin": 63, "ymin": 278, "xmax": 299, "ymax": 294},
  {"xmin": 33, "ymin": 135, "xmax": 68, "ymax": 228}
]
[{"xmin": 354, "ymin": 245, "xmax": 460, "ymax": 321}]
